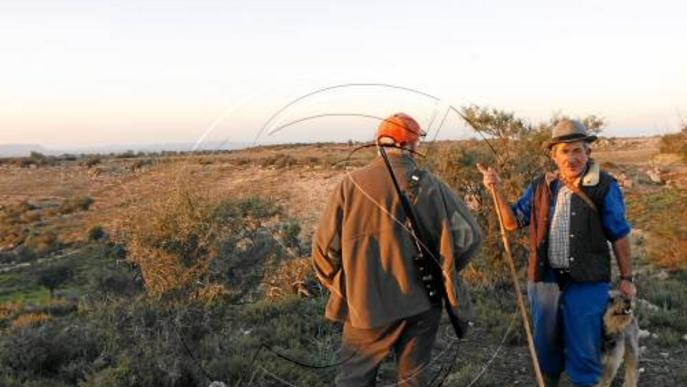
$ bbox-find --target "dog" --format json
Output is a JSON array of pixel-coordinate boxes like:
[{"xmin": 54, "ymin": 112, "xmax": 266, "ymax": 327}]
[{"xmin": 597, "ymin": 291, "xmax": 640, "ymax": 387}]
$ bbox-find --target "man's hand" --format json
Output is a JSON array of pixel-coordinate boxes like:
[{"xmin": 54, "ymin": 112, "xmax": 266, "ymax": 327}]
[
  {"xmin": 619, "ymin": 279, "xmax": 637, "ymax": 300},
  {"xmin": 476, "ymin": 163, "xmax": 501, "ymax": 189},
  {"xmin": 476, "ymin": 164, "xmax": 519, "ymax": 231}
]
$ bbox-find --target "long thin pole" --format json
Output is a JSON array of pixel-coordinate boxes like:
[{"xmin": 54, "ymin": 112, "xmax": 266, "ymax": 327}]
[{"xmin": 487, "ymin": 186, "xmax": 546, "ymax": 387}]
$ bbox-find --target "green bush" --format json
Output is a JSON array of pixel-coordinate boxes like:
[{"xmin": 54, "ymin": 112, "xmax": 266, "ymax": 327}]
[
  {"xmin": 87, "ymin": 225, "xmax": 107, "ymax": 241},
  {"xmin": 35, "ymin": 264, "xmax": 73, "ymax": 298}
]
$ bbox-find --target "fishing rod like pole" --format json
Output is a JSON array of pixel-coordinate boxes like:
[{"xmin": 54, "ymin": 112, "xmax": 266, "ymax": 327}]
[{"xmin": 477, "ymin": 163, "xmax": 545, "ymax": 387}]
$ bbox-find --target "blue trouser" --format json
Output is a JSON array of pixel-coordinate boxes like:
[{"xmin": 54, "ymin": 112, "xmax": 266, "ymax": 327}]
[{"xmin": 527, "ymin": 269, "xmax": 609, "ymax": 386}]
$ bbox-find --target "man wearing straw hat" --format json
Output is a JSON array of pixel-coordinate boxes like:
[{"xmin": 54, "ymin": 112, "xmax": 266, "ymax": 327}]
[
  {"xmin": 478, "ymin": 119, "xmax": 636, "ymax": 387},
  {"xmin": 312, "ymin": 113, "xmax": 481, "ymax": 387}
]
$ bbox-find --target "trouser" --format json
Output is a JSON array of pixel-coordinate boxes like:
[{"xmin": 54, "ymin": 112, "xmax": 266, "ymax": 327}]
[
  {"xmin": 335, "ymin": 306, "xmax": 442, "ymax": 387},
  {"xmin": 527, "ymin": 269, "xmax": 609, "ymax": 386}
]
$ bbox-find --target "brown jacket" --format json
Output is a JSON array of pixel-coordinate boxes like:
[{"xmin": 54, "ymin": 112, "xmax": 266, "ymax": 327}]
[{"xmin": 312, "ymin": 154, "xmax": 482, "ymax": 329}]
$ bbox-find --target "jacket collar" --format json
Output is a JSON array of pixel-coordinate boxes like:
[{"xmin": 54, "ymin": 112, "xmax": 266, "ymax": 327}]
[{"xmin": 581, "ymin": 160, "xmax": 600, "ymax": 187}]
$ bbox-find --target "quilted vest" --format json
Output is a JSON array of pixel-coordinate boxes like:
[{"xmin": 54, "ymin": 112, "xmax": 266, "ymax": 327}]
[{"xmin": 527, "ymin": 167, "xmax": 614, "ymax": 282}]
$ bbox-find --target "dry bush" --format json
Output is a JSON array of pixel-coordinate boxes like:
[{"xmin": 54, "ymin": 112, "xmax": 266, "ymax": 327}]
[
  {"xmin": 81, "ymin": 157, "xmax": 101, "ymax": 168},
  {"xmin": 124, "ymin": 186, "xmax": 218, "ymax": 299},
  {"xmin": 122, "ymin": 180, "xmax": 295, "ymax": 302},
  {"xmin": 0, "ymin": 302, "xmax": 24, "ymax": 321},
  {"xmin": 659, "ymin": 125, "xmax": 687, "ymax": 160},
  {"xmin": 627, "ymin": 189, "xmax": 687, "ymax": 272},
  {"xmin": 0, "ymin": 201, "xmax": 36, "ymax": 225},
  {"xmin": 130, "ymin": 158, "xmax": 154, "ymax": 171},
  {"xmin": 262, "ymin": 257, "xmax": 316, "ymax": 300},
  {"xmin": 260, "ymin": 153, "xmax": 297, "ymax": 168},
  {"xmin": 24, "ymin": 229, "xmax": 61, "ymax": 256},
  {"xmin": 11, "ymin": 312, "xmax": 52, "ymax": 329}
]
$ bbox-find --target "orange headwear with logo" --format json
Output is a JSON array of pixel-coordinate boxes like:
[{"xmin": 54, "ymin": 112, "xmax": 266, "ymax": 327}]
[{"xmin": 376, "ymin": 113, "xmax": 424, "ymax": 147}]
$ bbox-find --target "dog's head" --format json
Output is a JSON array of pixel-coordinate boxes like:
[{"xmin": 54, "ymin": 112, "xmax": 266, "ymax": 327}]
[{"xmin": 603, "ymin": 290, "xmax": 634, "ymax": 336}]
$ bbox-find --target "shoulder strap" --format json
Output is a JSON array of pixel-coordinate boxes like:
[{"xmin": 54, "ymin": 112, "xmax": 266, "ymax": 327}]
[{"xmin": 565, "ymin": 182, "xmax": 598, "ymax": 213}]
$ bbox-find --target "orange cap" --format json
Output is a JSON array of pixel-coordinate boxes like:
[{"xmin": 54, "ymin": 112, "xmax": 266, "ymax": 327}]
[{"xmin": 376, "ymin": 113, "xmax": 424, "ymax": 147}]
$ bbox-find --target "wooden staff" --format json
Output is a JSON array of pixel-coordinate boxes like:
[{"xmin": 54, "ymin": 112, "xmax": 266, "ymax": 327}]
[{"xmin": 481, "ymin": 166, "xmax": 545, "ymax": 387}]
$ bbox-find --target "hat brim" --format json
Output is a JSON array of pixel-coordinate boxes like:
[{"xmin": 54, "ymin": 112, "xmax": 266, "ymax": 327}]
[{"xmin": 545, "ymin": 134, "xmax": 597, "ymax": 149}]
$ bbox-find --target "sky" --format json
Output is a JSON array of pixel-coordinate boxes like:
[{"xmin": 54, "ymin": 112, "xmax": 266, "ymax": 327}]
[{"xmin": 1, "ymin": 0, "xmax": 685, "ymax": 149}]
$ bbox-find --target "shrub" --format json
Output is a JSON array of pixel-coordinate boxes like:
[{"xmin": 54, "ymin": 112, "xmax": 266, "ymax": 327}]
[
  {"xmin": 0, "ymin": 317, "xmax": 102, "ymax": 383},
  {"xmin": 123, "ymin": 182, "xmax": 291, "ymax": 301},
  {"xmin": 262, "ymin": 257, "xmax": 317, "ymax": 299},
  {"xmin": 659, "ymin": 125, "xmax": 687, "ymax": 160},
  {"xmin": 24, "ymin": 151, "xmax": 57, "ymax": 167},
  {"xmin": 87, "ymin": 261, "xmax": 143, "ymax": 301},
  {"xmin": 35, "ymin": 264, "xmax": 73, "ymax": 298},
  {"xmin": 82, "ymin": 157, "xmax": 101, "ymax": 168},
  {"xmin": 130, "ymin": 159, "xmax": 154, "ymax": 171},
  {"xmin": 279, "ymin": 220, "xmax": 302, "ymax": 255},
  {"xmin": 88, "ymin": 225, "xmax": 107, "ymax": 241},
  {"xmin": 0, "ymin": 301, "xmax": 24, "ymax": 320},
  {"xmin": 23, "ymin": 229, "xmax": 60, "ymax": 256},
  {"xmin": 260, "ymin": 153, "xmax": 297, "ymax": 168},
  {"xmin": 626, "ymin": 189, "xmax": 687, "ymax": 271},
  {"xmin": 11, "ymin": 312, "xmax": 52, "ymax": 329},
  {"xmin": 59, "ymin": 196, "xmax": 95, "ymax": 215}
]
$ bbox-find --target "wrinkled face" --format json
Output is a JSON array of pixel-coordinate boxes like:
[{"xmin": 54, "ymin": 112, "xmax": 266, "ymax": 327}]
[{"xmin": 551, "ymin": 141, "xmax": 591, "ymax": 179}]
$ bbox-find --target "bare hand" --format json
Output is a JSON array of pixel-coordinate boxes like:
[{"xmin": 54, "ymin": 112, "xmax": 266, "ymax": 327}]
[
  {"xmin": 476, "ymin": 163, "xmax": 501, "ymax": 189},
  {"xmin": 619, "ymin": 280, "xmax": 637, "ymax": 300}
]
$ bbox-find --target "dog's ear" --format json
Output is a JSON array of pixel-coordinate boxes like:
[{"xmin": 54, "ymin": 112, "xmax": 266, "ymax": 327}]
[{"xmin": 608, "ymin": 289, "xmax": 621, "ymax": 301}]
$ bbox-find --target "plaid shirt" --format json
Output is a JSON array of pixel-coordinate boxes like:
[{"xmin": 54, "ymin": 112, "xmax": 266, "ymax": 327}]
[{"xmin": 547, "ymin": 185, "xmax": 573, "ymax": 268}]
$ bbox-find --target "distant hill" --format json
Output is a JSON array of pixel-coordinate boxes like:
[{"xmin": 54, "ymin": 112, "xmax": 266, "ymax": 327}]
[
  {"xmin": 0, "ymin": 144, "xmax": 50, "ymax": 158},
  {"xmin": 0, "ymin": 142, "xmax": 253, "ymax": 158}
]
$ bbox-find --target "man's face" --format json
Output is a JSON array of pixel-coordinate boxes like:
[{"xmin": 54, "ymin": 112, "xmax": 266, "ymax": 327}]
[{"xmin": 551, "ymin": 141, "xmax": 591, "ymax": 179}]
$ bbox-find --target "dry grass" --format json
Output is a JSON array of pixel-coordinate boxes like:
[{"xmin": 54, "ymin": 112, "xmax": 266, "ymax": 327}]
[
  {"xmin": 626, "ymin": 188, "xmax": 687, "ymax": 271},
  {"xmin": 0, "ymin": 301, "xmax": 24, "ymax": 320},
  {"xmin": 11, "ymin": 312, "xmax": 52, "ymax": 329},
  {"xmin": 262, "ymin": 257, "xmax": 315, "ymax": 300}
]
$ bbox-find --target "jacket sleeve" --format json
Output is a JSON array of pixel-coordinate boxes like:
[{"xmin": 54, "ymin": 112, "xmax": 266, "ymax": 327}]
[
  {"xmin": 311, "ymin": 179, "xmax": 345, "ymax": 288},
  {"xmin": 436, "ymin": 179, "xmax": 482, "ymax": 272}
]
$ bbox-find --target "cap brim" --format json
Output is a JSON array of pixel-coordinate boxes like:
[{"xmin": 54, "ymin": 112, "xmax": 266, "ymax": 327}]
[{"xmin": 545, "ymin": 135, "xmax": 597, "ymax": 149}]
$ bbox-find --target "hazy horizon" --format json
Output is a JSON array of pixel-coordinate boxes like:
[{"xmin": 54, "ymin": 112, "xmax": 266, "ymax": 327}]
[{"xmin": 1, "ymin": 1, "xmax": 685, "ymax": 148}]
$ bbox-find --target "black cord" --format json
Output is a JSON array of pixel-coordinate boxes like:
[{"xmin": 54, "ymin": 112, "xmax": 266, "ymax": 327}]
[
  {"xmin": 176, "ymin": 327, "xmax": 216, "ymax": 383},
  {"xmin": 259, "ymin": 343, "xmax": 356, "ymax": 369}
]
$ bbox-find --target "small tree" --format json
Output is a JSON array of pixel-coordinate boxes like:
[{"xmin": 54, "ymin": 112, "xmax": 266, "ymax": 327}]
[{"xmin": 36, "ymin": 264, "xmax": 73, "ymax": 298}]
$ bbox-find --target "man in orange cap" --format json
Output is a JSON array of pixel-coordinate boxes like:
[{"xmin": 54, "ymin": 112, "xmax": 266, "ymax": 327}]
[{"xmin": 312, "ymin": 113, "xmax": 482, "ymax": 386}]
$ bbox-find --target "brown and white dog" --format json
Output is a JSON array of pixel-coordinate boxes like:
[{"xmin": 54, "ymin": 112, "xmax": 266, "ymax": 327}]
[{"xmin": 597, "ymin": 291, "xmax": 639, "ymax": 387}]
